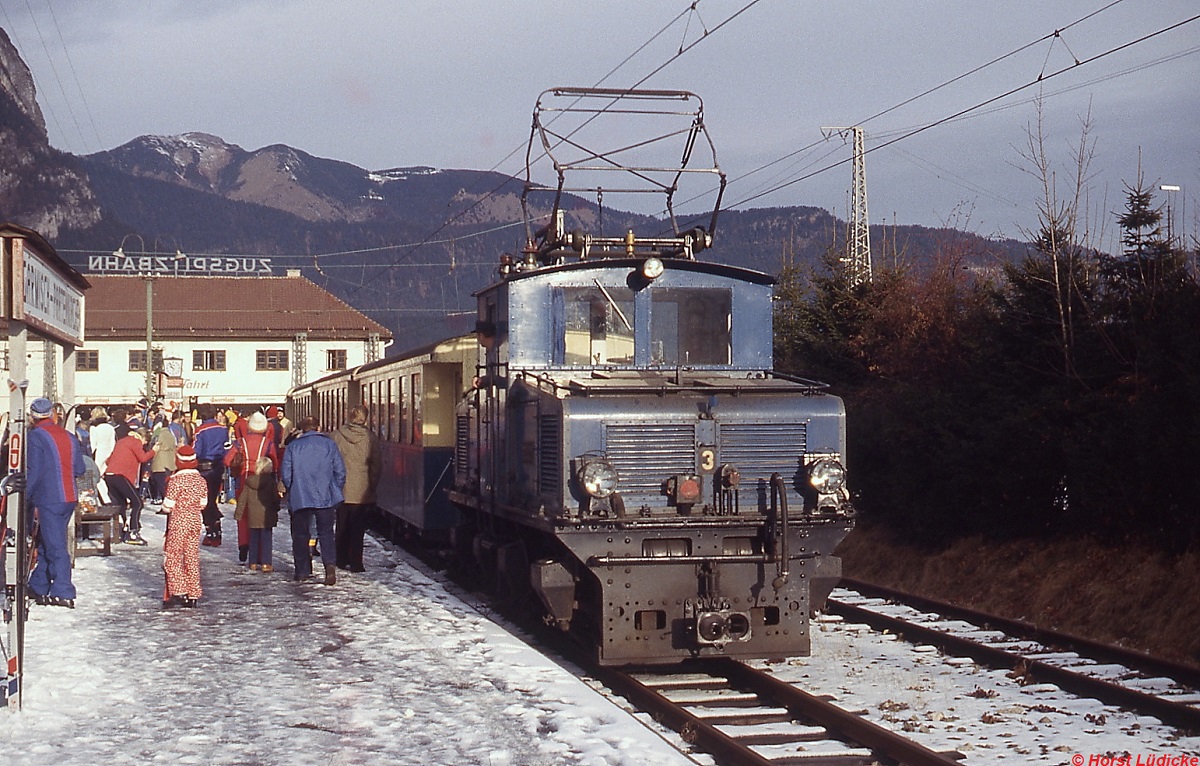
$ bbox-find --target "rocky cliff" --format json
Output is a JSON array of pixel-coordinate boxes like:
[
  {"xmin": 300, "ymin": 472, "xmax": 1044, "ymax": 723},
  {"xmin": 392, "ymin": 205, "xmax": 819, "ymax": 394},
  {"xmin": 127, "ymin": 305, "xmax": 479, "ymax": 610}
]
[{"xmin": 0, "ymin": 28, "xmax": 101, "ymax": 239}]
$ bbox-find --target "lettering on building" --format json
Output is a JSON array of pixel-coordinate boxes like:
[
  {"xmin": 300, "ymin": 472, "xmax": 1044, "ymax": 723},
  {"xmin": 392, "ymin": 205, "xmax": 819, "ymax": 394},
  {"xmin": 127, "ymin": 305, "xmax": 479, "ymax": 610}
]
[{"xmin": 86, "ymin": 255, "xmax": 274, "ymax": 276}]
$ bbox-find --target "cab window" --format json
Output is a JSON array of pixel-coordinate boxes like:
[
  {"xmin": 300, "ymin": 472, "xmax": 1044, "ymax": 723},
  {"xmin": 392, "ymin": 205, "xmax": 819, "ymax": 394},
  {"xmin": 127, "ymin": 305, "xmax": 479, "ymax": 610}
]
[
  {"xmin": 651, "ymin": 288, "xmax": 731, "ymax": 365},
  {"xmin": 556, "ymin": 286, "xmax": 635, "ymax": 366}
]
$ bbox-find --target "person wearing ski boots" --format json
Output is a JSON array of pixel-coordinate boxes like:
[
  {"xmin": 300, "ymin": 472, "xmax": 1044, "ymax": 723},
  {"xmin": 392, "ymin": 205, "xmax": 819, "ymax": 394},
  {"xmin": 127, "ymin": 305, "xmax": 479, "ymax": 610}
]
[
  {"xmin": 192, "ymin": 404, "xmax": 230, "ymax": 546},
  {"xmin": 25, "ymin": 397, "xmax": 86, "ymax": 608},
  {"xmin": 161, "ymin": 446, "xmax": 207, "ymax": 608},
  {"xmin": 103, "ymin": 426, "xmax": 157, "ymax": 544}
]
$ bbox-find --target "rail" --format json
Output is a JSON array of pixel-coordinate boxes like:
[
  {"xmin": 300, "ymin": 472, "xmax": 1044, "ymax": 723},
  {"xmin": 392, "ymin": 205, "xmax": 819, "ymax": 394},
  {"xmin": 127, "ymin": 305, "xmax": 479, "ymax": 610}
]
[
  {"xmin": 592, "ymin": 659, "xmax": 964, "ymax": 766},
  {"xmin": 829, "ymin": 583, "xmax": 1200, "ymax": 732}
]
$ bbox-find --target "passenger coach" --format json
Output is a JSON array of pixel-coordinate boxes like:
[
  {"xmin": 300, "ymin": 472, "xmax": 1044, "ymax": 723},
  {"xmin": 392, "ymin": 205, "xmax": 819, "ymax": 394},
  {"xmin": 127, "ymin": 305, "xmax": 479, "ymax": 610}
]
[{"xmin": 286, "ymin": 336, "xmax": 476, "ymax": 536}]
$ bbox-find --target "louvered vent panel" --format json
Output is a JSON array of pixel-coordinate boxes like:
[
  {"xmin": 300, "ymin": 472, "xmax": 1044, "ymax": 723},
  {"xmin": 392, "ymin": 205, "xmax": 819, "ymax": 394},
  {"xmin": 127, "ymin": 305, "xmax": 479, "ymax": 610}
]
[
  {"xmin": 605, "ymin": 423, "xmax": 695, "ymax": 502},
  {"xmin": 720, "ymin": 422, "xmax": 807, "ymax": 509},
  {"xmin": 455, "ymin": 415, "xmax": 470, "ymax": 481},
  {"xmin": 538, "ymin": 415, "xmax": 561, "ymax": 495}
]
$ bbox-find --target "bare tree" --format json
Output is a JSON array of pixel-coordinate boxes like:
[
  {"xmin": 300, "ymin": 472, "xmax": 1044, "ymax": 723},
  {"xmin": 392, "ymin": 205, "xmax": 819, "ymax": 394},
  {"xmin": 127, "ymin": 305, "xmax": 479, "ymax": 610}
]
[{"xmin": 1011, "ymin": 96, "xmax": 1100, "ymax": 380}]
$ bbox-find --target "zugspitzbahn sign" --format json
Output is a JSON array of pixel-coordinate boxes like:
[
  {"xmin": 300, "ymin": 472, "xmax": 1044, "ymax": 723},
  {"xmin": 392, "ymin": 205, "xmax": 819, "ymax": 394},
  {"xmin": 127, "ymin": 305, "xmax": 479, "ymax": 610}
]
[{"xmin": 87, "ymin": 254, "xmax": 273, "ymax": 276}]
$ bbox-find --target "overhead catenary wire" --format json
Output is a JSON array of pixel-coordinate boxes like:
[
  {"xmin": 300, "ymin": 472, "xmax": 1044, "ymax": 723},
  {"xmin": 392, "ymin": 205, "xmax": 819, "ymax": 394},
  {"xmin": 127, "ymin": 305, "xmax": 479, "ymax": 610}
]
[
  {"xmin": 344, "ymin": 0, "xmax": 745, "ymax": 301},
  {"xmin": 21, "ymin": 3, "xmax": 1198, "ymax": 296},
  {"xmin": 14, "ymin": 0, "xmax": 96, "ymax": 154},
  {"xmin": 668, "ymin": 0, "xmax": 1157, "ymax": 221},
  {"xmin": 724, "ymin": 11, "xmax": 1200, "ymax": 213}
]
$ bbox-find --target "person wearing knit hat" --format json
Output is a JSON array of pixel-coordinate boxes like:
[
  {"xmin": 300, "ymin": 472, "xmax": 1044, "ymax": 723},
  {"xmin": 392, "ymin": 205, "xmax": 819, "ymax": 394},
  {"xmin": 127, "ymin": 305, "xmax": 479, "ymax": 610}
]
[
  {"xmin": 247, "ymin": 411, "xmax": 268, "ymax": 433},
  {"xmin": 161, "ymin": 445, "xmax": 206, "ymax": 608},
  {"xmin": 26, "ymin": 397, "xmax": 87, "ymax": 608},
  {"xmin": 175, "ymin": 445, "xmax": 198, "ymax": 469},
  {"xmin": 225, "ymin": 410, "xmax": 280, "ymax": 568}
]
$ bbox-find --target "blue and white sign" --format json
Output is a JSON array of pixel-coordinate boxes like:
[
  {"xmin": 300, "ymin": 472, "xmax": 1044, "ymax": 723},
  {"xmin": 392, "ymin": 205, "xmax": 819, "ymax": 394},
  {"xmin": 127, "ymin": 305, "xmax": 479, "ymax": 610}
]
[{"xmin": 19, "ymin": 241, "xmax": 85, "ymax": 346}]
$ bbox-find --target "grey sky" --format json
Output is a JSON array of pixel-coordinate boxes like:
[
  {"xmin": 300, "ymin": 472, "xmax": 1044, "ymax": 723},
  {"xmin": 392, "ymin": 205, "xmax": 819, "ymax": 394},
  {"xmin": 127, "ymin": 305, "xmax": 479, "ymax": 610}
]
[{"xmin": 3, "ymin": 0, "xmax": 1197, "ymax": 250}]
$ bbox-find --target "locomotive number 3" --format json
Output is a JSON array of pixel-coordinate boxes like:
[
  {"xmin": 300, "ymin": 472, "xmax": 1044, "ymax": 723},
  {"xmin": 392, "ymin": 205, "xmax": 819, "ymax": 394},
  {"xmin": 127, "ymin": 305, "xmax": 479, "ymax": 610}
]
[{"xmin": 698, "ymin": 448, "xmax": 716, "ymax": 473}]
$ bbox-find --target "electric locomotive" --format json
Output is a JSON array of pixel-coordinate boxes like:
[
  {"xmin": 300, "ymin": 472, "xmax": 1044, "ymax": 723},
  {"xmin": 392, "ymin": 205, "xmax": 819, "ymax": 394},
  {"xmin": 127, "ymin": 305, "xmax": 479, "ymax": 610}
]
[{"xmin": 445, "ymin": 88, "xmax": 856, "ymax": 665}]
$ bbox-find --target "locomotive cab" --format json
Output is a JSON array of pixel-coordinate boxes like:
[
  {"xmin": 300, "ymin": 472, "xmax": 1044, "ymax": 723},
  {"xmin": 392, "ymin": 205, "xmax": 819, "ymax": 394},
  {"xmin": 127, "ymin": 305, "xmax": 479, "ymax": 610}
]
[{"xmin": 450, "ymin": 249, "xmax": 855, "ymax": 664}]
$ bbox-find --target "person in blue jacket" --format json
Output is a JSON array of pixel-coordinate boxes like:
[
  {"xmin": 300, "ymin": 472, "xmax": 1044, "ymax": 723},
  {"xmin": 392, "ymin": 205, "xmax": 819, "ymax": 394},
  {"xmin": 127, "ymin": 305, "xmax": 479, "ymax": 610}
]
[
  {"xmin": 279, "ymin": 416, "xmax": 345, "ymax": 585},
  {"xmin": 26, "ymin": 397, "xmax": 86, "ymax": 608},
  {"xmin": 192, "ymin": 404, "xmax": 230, "ymax": 546}
]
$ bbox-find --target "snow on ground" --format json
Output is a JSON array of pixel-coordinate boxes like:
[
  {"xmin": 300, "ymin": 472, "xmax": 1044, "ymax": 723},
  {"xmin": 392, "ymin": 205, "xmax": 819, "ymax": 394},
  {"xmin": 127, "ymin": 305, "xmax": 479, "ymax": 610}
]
[
  {"xmin": 754, "ymin": 611, "xmax": 1200, "ymax": 764},
  {"xmin": 0, "ymin": 507, "xmax": 694, "ymax": 766}
]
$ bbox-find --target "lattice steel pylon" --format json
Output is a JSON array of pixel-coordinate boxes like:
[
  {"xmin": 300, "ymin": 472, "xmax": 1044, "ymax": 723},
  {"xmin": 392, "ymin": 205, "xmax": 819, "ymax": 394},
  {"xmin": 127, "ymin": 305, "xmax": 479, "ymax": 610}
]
[
  {"xmin": 292, "ymin": 333, "xmax": 308, "ymax": 391},
  {"xmin": 365, "ymin": 333, "xmax": 380, "ymax": 364},
  {"xmin": 821, "ymin": 126, "xmax": 872, "ymax": 286}
]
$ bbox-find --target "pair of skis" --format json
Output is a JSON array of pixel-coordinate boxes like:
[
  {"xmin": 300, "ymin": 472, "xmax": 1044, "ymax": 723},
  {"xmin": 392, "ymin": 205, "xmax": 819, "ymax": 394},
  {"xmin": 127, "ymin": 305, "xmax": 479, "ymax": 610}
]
[{"xmin": 1, "ymin": 379, "xmax": 30, "ymax": 709}]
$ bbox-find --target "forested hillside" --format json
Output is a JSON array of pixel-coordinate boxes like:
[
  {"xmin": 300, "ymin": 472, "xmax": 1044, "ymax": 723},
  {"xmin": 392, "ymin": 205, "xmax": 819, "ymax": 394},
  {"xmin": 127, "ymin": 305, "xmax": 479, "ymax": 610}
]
[{"xmin": 776, "ymin": 179, "xmax": 1200, "ymax": 552}]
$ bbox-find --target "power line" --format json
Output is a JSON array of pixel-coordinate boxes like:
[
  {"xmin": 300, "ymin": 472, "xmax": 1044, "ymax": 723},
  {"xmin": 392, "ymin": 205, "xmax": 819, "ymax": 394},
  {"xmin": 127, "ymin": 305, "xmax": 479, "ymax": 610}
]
[
  {"xmin": 16, "ymin": 0, "xmax": 91, "ymax": 153},
  {"xmin": 345, "ymin": 1, "xmax": 759, "ymax": 299},
  {"xmin": 43, "ymin": 1, "xmax": 104, "ymax": 152},
  {"xmin": 725, "ymin": 11, "xmax": 1200, "ymax": 212}
]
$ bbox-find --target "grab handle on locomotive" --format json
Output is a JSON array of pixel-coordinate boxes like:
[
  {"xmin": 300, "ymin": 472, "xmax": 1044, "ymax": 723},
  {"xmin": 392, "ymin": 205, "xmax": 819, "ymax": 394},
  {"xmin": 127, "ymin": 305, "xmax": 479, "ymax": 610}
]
[{"xmin": 769, "ymin": 472, "xmax": 789, "ymax": 591}]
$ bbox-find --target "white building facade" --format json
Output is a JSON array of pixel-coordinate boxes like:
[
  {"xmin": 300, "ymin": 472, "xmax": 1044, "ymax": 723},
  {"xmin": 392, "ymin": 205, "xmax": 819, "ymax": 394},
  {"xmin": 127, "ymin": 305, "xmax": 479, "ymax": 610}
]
[{"xmin": 72, "ymin": 271, "xmax": 391, "ymax": 410}]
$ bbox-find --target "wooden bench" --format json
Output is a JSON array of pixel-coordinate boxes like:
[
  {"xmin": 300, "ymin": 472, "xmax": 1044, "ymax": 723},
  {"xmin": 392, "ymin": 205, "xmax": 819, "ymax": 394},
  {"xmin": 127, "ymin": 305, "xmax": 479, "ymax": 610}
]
[{"xmin": 76, "ymin": 506, "xmax": 120, "ymax": 557}]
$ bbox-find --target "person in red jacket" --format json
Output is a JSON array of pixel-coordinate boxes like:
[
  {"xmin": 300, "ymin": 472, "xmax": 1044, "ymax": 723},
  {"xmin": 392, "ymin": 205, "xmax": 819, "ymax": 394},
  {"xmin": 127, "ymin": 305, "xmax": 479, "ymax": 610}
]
[
  {"xmin": 104, "ymin": 427, "xmax": 158, "ymax": 545},
  {"xmin": 25, "ymin": 397, "xmax": 87, "ymax": 607},
  {"xmin": 225, "ymin": 411, "xmax": 280, "ymax": 564}
]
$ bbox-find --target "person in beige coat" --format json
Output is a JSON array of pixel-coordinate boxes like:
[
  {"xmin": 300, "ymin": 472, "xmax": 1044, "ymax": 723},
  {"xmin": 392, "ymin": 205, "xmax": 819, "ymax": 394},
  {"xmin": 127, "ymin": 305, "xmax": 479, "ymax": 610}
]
[
  {"xmin": 149, "ymin": 416, "xmax": 178, "ymax": 508},
  {"xmin": 330, "ymin": 405, "xmax": 382, "ymax": 572}
]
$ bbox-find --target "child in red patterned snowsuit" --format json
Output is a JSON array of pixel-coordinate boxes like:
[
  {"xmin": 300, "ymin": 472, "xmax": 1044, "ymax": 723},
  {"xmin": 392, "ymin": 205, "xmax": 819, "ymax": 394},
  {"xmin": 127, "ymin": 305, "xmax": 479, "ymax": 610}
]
[{"xmin": 162, "ymin": 445, "xmax": 208, "ymax": 608}]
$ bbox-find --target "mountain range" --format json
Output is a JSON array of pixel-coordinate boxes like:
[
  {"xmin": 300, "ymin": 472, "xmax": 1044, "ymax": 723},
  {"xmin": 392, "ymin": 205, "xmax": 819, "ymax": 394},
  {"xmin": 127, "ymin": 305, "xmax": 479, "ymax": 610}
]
[{"xmin": 0, "ymin": 27, "xmax": 1023, "ymax": 348}]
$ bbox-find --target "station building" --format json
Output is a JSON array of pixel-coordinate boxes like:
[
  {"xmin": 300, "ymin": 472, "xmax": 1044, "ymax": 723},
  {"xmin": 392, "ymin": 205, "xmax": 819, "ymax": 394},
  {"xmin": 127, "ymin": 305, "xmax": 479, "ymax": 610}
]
[{"xmin": 75, "ymin": 270, "xmax": 392, "ymax": 411}]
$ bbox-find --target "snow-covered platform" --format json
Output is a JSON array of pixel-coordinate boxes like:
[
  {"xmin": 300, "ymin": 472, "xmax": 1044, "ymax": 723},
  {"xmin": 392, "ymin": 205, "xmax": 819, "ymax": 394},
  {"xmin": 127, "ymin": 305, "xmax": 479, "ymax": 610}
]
[{"xmin": 1, "ymin": 509, "xmax": 694, "ymax": 765}]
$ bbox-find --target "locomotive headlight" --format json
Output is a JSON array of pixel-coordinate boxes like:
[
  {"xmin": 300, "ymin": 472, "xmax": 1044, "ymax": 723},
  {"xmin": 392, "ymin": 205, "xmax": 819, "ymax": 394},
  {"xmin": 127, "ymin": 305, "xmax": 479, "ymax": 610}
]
[
  {"xmin": 579, "ymin": 459, "xmax": 619, "ymax": 498},
  {"xmin": 641, "ymin": 257, "xmax": 665, "ymax": 280},
  {"xmin": 808, "ymin": 458, "xmax": 846, "ymax": 493}
]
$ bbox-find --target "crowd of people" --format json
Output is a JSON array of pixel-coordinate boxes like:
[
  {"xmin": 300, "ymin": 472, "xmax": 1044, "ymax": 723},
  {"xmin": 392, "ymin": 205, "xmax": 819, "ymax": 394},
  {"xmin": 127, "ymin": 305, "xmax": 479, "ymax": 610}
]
[{"xmin": 8, "ymin": 396, "xmax": 382, "ymax": 610}]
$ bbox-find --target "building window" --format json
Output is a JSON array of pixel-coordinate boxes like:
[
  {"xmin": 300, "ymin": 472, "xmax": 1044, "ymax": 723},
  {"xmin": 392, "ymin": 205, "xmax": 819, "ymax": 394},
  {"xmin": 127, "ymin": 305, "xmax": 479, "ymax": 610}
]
[
  {"xmin": 77, "ymin": 350, "xmax": 99, "ymax": 371},
  {"xmin": 256, "ymin": 349, "xmax": 290, "ymax": 371},
  {"xmin": 327, "ymin": 349, "xmax": 347, "ymax": 370},
  {"xmin": 129, "ymin": 349, "xmax": 164, "ymax": 372},
  {"xmin": 193, "ymin": 350, "xmax": 226, "ymax": 371}
]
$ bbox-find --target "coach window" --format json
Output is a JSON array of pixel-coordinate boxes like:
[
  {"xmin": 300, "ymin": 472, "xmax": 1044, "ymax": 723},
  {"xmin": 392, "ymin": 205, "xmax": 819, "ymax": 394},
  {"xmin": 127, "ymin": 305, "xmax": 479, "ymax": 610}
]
[
  {"xmin": 400, "ymin": 375, "xmax": 411, "ymax": 445},
  {"xmin": 411, "ymin": 372, "xmax": 423, "ymax": 445},
  {"xmin": 77, "ymin": 350, "xmax": 99, "ymax": 371},
  {"xmin": 555, "ymin": 285, "xmax": 635, "ymax": 366},
  {"xmin": 650, "ymin": 288, "xmax": 732, "ymax": 366},
  {"xmin": 386, "ymin": 377, "xmax": 396, "ymax": 442}
]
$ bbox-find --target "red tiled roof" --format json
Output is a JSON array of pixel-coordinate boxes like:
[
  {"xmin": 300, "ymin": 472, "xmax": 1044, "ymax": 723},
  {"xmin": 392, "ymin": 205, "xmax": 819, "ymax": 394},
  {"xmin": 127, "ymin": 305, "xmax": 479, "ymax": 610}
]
[{"xmin": 84, "ymin": 275, "xmax": 391, "ymax": 341}]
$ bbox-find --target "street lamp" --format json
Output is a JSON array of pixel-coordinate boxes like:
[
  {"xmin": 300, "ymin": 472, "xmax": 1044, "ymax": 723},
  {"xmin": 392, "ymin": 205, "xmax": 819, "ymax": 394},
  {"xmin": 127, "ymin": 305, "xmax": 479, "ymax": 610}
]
[
  {"xmin": 112, "ymin": 238, "xmax": 188, "ymax": 403},
  {"xmin": 113, "ymin": 235, "xmax": 155, "ymax": 402}
]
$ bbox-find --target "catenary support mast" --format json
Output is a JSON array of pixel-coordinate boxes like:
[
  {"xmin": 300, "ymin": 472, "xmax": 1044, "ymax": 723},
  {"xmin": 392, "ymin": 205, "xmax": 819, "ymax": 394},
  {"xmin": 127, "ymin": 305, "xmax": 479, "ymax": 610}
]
[{"xmin": 821, "ymin": 126, "xmax": 872, "ymax": 287}]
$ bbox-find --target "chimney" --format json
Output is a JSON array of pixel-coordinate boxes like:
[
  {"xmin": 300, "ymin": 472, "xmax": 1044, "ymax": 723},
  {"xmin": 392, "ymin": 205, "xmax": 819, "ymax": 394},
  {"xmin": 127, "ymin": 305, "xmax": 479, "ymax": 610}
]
[{"xmin": 286, "ymin": 268, "xmax": 301, "ymax": 277}]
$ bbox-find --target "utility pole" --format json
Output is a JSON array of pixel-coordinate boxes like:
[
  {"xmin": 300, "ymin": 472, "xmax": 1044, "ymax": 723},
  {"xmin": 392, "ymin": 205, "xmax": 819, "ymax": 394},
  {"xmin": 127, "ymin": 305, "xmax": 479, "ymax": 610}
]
[
  {"xmin": 145, "ymin": 274, "xmax": 155, "ymax": 402},
  {"xmin": 821, "ymin": 126, "xmax": 872, "ymax": 286}
]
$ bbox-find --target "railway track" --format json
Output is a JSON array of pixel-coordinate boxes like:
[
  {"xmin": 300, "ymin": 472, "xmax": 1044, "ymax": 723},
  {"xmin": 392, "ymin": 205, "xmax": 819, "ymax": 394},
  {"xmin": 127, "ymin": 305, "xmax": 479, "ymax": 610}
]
[
  {"xmin": 829, "ymin": 578, "xmax": 1200, "ymax": 733},
  {"xmin": 591, "ymin": 658, "xmax": 964, "ymax": 765}
]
